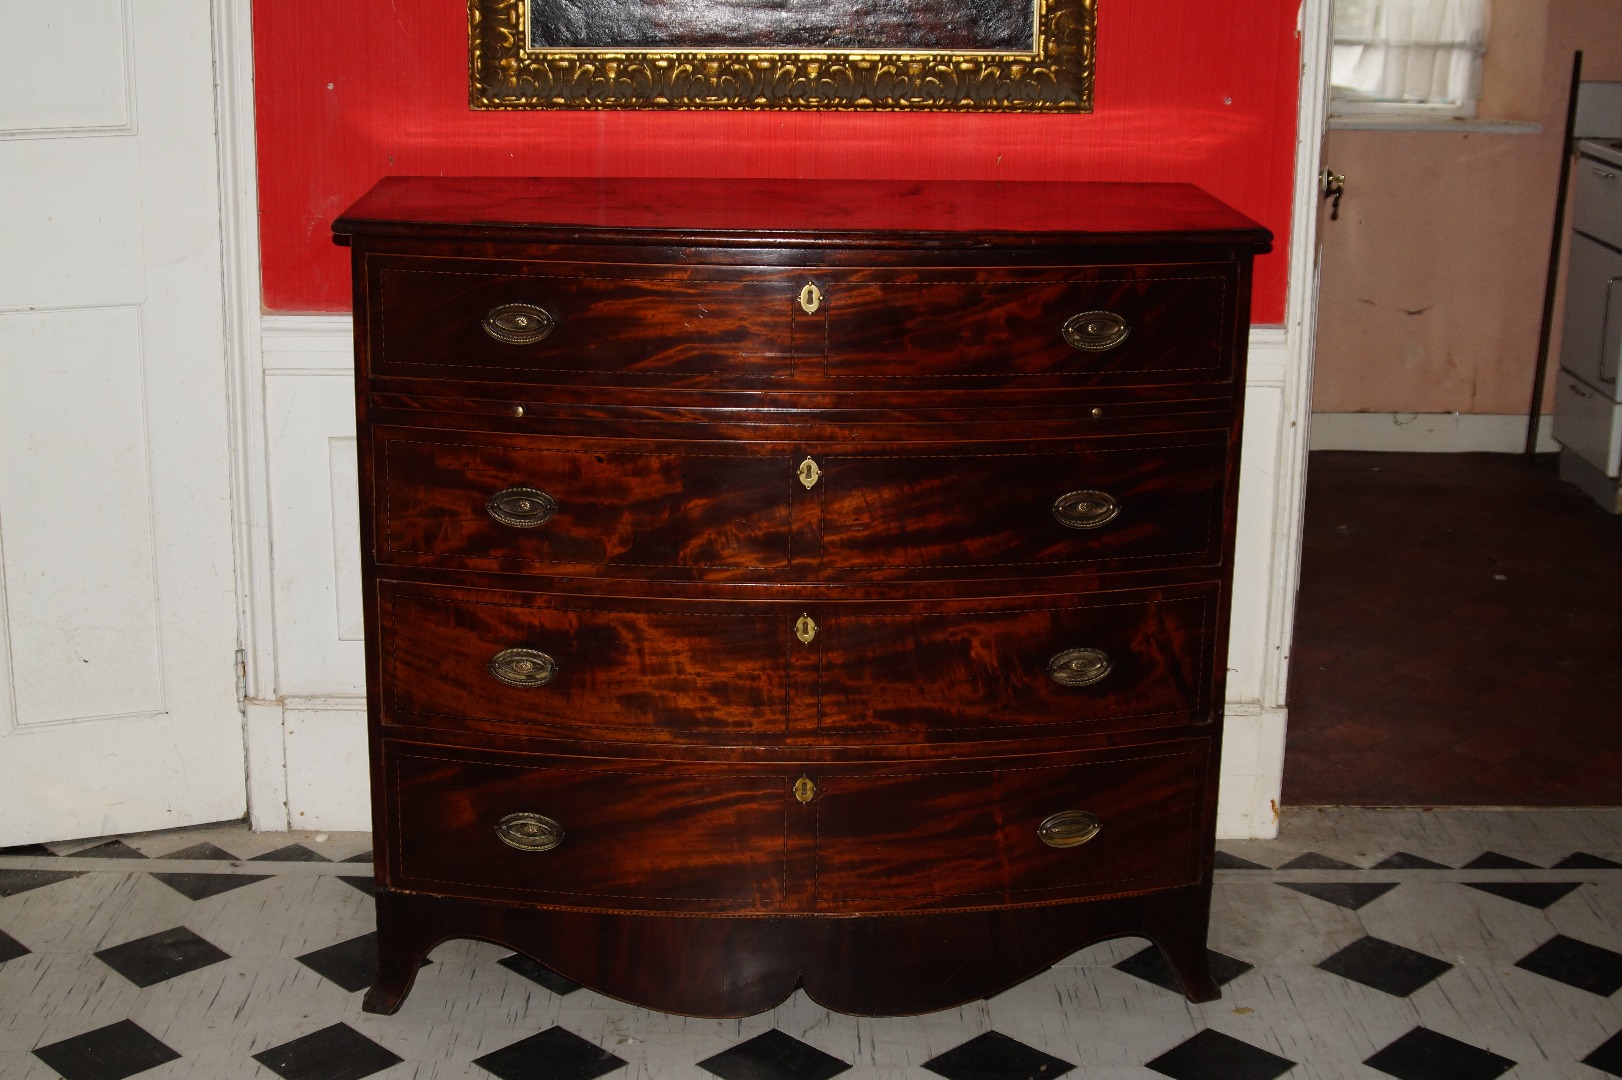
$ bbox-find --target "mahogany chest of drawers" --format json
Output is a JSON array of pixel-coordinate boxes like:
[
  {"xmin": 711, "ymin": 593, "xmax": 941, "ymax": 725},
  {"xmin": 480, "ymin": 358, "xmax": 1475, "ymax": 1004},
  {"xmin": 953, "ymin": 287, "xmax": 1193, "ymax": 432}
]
[{"xmin": 335, "ymin": 176, "xmax": 1270, "ymax": 1017}]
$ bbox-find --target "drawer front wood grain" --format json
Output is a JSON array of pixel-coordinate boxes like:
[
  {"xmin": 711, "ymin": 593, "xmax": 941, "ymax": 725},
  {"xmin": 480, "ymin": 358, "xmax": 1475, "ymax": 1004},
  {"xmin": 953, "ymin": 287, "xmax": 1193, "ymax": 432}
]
[
  {"xmin": 380, "ymin": 586, "xmax": 789, "ymax": 738},
  {"xmin": 375, "ymin": 430, "xmax": 794, "ymax": 573},
  {"xmin": 811, "ymin": 745, "xmax": 1206, "ymax": 910},
  {"xmin": 812, "ymin": 588, "xmax": 1216, "ymax": 735},
  {"xmin": 817, "ymin": 268, "xmax": 1233, "ymax": 383},
  {"xmin": 815, "ymin": 433, "xmax": 1227, "ymax": 574},
  {"xmin": 387, "ymin": 747, "xmax": 790, "ymax": 910},
  {"xmin": 371, "ymin": 258, "xmax": 808, "ymax": 382}
]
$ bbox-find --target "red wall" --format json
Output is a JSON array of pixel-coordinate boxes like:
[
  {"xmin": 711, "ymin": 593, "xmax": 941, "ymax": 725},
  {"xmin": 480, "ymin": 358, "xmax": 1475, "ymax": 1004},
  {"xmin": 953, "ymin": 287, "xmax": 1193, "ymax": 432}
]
[{"xmin": 254, "ymin": 1, "xmax": 1300, "ymax": 319}]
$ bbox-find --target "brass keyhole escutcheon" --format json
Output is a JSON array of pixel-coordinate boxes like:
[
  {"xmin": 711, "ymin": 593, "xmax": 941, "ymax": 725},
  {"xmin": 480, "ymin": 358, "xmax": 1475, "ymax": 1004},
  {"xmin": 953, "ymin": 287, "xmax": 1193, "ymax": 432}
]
[
  {"xmin": 798, "ymin": 282, "xmax": 822, "ymax": 315},
  {"xmin": 798, "ymin": 457, "xmax": 822, "ymax": 489},
  {"xmin": 794, "ymin": 775, "xmax": 817, "ymax": 804},
  {"xmin": 795, "ymin": 614, "xmax": 818, "ymax": 645}
]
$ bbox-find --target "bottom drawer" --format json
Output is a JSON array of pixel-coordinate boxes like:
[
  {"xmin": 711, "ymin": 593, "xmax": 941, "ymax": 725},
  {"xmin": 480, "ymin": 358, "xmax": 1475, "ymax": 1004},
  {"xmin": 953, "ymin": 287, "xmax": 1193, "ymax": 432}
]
[
  {"xmin": 1554, "ymin": 368, "xmax": 1622, "ymax": 476},
  {"xmin": 810, "ymin": 743, "xmax": 1208, "ymax": 912},
  {"xmin": 384, "ymin": 746, "xmax": 792, "ymax": 912}
]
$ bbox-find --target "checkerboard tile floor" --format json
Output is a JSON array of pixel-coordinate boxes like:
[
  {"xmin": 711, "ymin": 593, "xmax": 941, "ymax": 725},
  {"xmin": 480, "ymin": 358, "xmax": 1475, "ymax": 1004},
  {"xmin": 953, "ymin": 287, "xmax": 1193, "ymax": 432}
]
[{"xmin": 2, "ymin": 809, "xmax": 1619, "ymax": 1079}]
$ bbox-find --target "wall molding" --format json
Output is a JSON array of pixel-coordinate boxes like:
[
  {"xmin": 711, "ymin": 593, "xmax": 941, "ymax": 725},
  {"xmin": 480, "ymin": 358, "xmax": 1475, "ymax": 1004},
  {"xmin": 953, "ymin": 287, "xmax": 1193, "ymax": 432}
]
[{"xmin": 1310, "ymin": 411, "xmax": 1559, "ymax": 453}]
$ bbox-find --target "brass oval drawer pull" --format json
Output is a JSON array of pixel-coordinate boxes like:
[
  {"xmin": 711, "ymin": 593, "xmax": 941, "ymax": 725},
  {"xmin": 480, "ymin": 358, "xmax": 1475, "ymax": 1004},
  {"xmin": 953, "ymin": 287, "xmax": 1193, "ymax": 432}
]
[
  {"xmin": 1061, "ymin": 310, "xmax": 1130, "ymax": 352},
  {"xmin": 1047, "ymin": 647, "xmax": 1113, "ymax": 688},
  {"xmin": 495, "ymin": 812, "xmax": 564, "ymax": 852},
  {"xmin": 1038, "ymin": 810, "xmax": 1101, "ymax": 849},
  {"xmin": 488, "ymin": 647, "xmax": 557, "ymax": 688},
  {"xmin": 486, "ymin": 486, "xmax": 557, "ymax": 528},
  {"xmin": 482, "ymin": 302, "xmax": 555, "ymax": 345},
  {"xmin": 1051, "ymin": 489, "xmax": 1120, "ymax": 530}
]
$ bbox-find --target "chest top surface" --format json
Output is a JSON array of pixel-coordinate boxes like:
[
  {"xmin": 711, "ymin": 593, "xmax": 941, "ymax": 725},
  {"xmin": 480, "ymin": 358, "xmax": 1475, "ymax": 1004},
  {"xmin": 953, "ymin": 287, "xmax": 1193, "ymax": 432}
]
[{"xmin": 333, "ymin": 176, "xmax": 1272, "ymax": 251}]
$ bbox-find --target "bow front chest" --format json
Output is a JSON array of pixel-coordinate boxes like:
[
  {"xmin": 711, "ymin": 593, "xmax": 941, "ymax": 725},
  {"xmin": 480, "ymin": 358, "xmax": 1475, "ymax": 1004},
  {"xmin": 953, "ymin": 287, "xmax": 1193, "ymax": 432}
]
[{"xmin": 335, "ymin": 176, "xmax": 1270, "ymax": 1017}]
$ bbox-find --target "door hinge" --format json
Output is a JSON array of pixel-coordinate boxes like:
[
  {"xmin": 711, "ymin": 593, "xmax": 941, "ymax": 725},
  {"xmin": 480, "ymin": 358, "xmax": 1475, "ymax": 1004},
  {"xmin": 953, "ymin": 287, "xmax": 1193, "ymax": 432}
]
[{"xmin": 235, "ymin": 648, "xmax": 248, "ymax": 706}]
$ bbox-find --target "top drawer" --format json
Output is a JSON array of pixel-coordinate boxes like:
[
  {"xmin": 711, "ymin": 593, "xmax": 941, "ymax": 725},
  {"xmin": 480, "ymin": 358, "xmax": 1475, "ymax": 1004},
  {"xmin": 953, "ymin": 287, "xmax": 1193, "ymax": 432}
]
[{"xmin": 365, "ymin": 256, "xmax": 1240, "ymax": 389}]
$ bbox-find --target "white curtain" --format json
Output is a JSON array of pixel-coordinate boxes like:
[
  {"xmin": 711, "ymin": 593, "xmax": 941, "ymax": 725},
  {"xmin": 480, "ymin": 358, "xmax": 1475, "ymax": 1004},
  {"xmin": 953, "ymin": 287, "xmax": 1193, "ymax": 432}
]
[{"xmin": 1331, "ymin": 0, "xmax": 1489, "ymax": 107}]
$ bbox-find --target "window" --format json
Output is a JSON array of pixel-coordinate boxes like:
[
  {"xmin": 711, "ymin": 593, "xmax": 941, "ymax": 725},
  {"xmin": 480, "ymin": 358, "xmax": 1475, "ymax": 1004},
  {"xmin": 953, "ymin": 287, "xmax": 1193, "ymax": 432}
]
[{"xmin": 1331, "ymin": 0, "xmax": 1490, "ymax": 118}]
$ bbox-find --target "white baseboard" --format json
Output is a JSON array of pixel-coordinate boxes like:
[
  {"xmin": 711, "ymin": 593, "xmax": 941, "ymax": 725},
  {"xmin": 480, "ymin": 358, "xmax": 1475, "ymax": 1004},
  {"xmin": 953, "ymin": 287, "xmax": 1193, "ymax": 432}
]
[
  {"xmin": 281, "ymin": 697, "xmax": 369, "ymax": 832},
  {"xmin": 1217, "ymin": 705, "xmax": 1288, "ymax": 840},
  {"xmin": 1310, "ymin": 412, "xmax": 1557, "ymax": 453}
]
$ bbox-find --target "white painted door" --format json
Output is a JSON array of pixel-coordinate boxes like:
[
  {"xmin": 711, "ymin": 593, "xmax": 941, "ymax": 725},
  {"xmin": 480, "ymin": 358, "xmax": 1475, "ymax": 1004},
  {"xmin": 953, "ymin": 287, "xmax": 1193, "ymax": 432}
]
[{"xmin": 0, "ymin": 2, "xmax": 245, "ymax": 843}]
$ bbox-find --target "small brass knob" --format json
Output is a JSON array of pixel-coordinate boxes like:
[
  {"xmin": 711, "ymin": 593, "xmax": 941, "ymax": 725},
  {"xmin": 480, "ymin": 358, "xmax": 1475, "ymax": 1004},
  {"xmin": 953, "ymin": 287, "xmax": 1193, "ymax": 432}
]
[
  {"xmin": 488, "ymin": 647, "xmax": 557, "ymax": 688},
  {"xmin": 1061, "ymin": 311, "xmax": 1130, "ymax": 352},
  {"xmin": 483, "ymin": 302, "xmax": 555, "ymax": 345},
  {"xmin": 1047, "ymin": 647, "xmax": 1113, "ymax": 688},
  {"xmin": 495, "ymin": 812, "xmax": 564, "ymax": 852},
  {"xmin": 486, "ymin": 486, "xmax": 557, "ymax": 528},
  {"xmin": 1051, "ymin": 489, "xmax": 1120, "ymax": 530},
  {"xmin": 1038, "ymin": 810, "xmax": 1101, "ymax": 849}
]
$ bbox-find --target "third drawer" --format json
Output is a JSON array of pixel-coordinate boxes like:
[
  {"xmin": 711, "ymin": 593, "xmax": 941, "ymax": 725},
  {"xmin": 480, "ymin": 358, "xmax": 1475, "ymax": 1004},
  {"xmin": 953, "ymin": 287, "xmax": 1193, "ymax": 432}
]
[{"xmin": 376, "ymin": 581, "xmax": 1220, "ymax": 741}]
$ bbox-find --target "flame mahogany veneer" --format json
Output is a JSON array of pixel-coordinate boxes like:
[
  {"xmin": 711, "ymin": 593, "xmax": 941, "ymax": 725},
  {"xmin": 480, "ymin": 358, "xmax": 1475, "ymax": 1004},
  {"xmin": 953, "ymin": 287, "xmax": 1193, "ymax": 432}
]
[{"xmin": 335, "ymin": 176, "xmax": 1270, "ymax": 1018}]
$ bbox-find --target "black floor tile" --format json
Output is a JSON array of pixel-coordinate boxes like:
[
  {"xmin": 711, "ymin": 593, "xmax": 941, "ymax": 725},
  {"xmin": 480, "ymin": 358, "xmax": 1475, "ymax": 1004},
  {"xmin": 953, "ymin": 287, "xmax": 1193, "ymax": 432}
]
[
  {"xmin": 1464, "ymin": 881, "xmax": 1581, "ymax": 909},
  {"xmin": 158, "ymin": 841, "xmax": 240, "ymax": 861},
  {"xmin": 1316, "ymin": 936, "xmax": 1452, "ymax": 997},
  {"xmin": 1278, "ymin": 851, "xmax": 1359, "ymax": 870},
  {"xmin": 1514, "ymin": 935, "xmax": 1622, "ymax": 996},
  {"xmin": 1373, "ymin": 852, "xmax": 1451, "ymax": 870},
  {"xmin": 1584, "ymin": 1030, "xmax": 1622, "ymax": 1077},
  {"xmin": 0, "ymin": 926, "xmax": 30, "ymax": 964},
  {"xmin": 1364, "ymin": 1027, "xmax": 1514, "ymax": 1080},
  {"xmin": 296, "ymin": 931, "xmax": 383, "ymax": 993},
  {"xmin": 94, "ymin": 926, "xmax": 230, "ymax": 987},
  {"xmin": 475, "ymin": 1025, "xmax": 627, "ymax": 1080},
  {"xmin": 1145, "ymin": 1029, "xmax": 1295, "ymax": 1080},
  {"xmin": 74, "ymin": 840, "xmax": 148, "ymax": 860},
  {"xmin": 250, "ymin": 843, "xmax": 329, "ymax": 863},
  {"xmin": 1114, "ymin": 945, "xmax": 1253, "ymax": 994},
  {"xmin": 920, "ymin": 1031, "xmax": 1069, "ymax": 1080},
  {"xmin": 1213, "ymin": 852, "xmax": 1270, "ymax": 870},
  {"xmin": 0, "ymin": 843, "xmax": 54, "ymax": 856},
  {"xmin": 336, "ymin": 875, "xmax": 376, "ymax": 896},
  {"xmin": 1556, "ymin": 852, "xmax": 1622, "ymax": 870},
  {"xmin": 1278, "ymin": 881, "xmax": 1398, "ymax": 910},
  {"xmin": 149, "ymin": 872, "xmax": 271, "ymax": 901},
  {"xmin": 253, "ymin": 1022, "xmax": 403, "ymax": 1080},
  {"xmin": 1462, "ymin": 852, "xmax": 1540, "ymax": 870},
  {"xmin": 0, "ymin": 868, "xmax": 82, "ymax": 897},
  {"xmin": 498, "ymin": 952, "xmax": 582, "ymax": 995},
  {"xmin": 32, "ymin": 1019, "xmax": 181, "ymax": 1080}
]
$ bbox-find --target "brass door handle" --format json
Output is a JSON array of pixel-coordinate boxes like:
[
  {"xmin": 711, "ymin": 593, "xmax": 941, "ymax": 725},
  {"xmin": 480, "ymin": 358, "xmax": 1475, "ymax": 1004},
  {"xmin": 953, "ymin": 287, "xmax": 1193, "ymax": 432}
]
[
  {"xmin": 488, "ymin": 647, "xmax": 557, "ymax": 687},
  {"xmin": 1047, "ymin": 647, "xmax": 1113, "ymax": 687},
  {"xmin": 486, "ymin": 486, "xmax": 557, "ymax": 528},
  {"xmin": 495, "ymin": 812, "xmax": 564, "ymax": 851},
  {"xmin": 483, "ymin": 302, "xmax": 555, "ymax": 345},
  {"xmin": 1038, "ymin": 810, "xmax": 1101, "ymax": 848},
  {"xmin": 1051, "ymin": 489, "xmax": 1120, "ymax": 529},
  {"xmin": 1061, "ymin": 311, "xmax": 1130, "ymax": 352},
  {"xmin": 1322, "ymin": 167, "xmax": 1346, "ymax": 220}
]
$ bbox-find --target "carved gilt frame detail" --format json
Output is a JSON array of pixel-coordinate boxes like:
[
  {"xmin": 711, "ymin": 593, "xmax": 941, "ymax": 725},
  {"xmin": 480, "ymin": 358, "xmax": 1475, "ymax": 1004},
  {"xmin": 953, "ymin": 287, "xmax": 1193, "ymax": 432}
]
[{"xmin": 469, "ymin": 0, "xmax": 1095, "ymax": 112}]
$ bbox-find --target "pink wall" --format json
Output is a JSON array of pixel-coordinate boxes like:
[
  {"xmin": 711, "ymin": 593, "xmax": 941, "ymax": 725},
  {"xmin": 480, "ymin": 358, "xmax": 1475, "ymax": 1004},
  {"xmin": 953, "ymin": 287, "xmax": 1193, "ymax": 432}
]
[
  {"xmin": 1312, "ymin": 0, "xmax": 1622, "ymax": 417},
  {"xmin": 253, "ymin": 0, "xmax": 1301, "ymax": 317}
]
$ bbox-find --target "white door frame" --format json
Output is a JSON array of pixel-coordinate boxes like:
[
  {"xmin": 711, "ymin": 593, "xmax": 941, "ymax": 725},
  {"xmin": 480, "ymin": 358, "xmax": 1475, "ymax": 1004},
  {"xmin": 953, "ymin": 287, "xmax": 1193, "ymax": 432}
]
[{"xmin": 216, "ymin": 0, "xmax": 1337, "ymax": 836}]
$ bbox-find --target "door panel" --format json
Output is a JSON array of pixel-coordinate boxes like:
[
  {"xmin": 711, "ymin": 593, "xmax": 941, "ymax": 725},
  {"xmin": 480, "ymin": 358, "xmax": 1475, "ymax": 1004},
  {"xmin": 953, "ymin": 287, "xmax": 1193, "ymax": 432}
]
[{"xmin": 0, "ymin": 1, "xmax": 245, "ymax": 843}]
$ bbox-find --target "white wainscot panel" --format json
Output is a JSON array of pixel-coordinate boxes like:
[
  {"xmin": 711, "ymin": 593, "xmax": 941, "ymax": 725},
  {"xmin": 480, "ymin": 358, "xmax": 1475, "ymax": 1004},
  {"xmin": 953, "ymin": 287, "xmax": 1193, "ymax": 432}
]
[
  {"xmin": 0, "ymin": 0, "xmax": 132, "ymax": 136},
  {"xmin": 1224, "ymin": 384, "xmax": 1284, "ymax": 706},
  {"xmin": 284, "ymin": 699, "xmax": 370, "ymax": 831},
  {"xmin": 0, "ymin": 306, "xmax": 164, "ymax": 727},
  {"xmin": 266, "ymin": 372, "xmax": 365, "ymax": 697}
]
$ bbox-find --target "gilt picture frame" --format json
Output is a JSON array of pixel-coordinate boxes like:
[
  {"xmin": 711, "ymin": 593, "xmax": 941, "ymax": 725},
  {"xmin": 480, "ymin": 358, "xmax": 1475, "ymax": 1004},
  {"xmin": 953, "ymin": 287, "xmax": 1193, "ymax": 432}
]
[{"xmin": 469, "ymin": 0, "xmax": 1095, "ymax": 111}]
